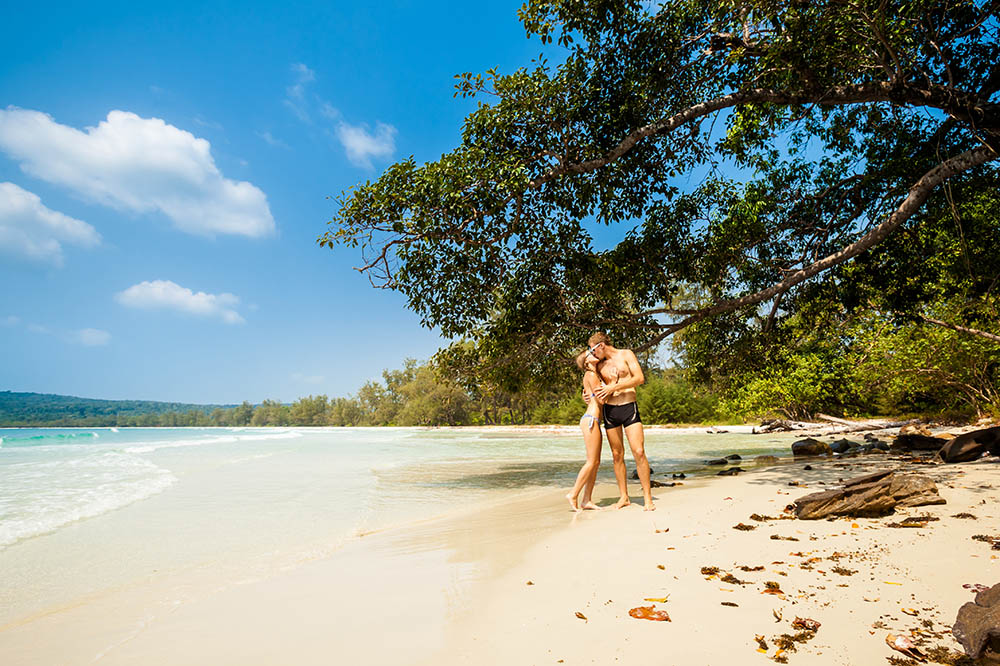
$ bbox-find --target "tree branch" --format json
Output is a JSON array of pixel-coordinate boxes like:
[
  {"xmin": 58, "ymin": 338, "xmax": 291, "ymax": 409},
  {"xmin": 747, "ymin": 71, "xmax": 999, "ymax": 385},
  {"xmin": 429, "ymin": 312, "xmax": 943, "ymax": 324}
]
[
  {"xmin": 918, "ymin": 313, "xmax": 1000, "ymax": 343},
  {"xmin": 632, "ymin": 145, "xmax": 998, "ymax": 353}
]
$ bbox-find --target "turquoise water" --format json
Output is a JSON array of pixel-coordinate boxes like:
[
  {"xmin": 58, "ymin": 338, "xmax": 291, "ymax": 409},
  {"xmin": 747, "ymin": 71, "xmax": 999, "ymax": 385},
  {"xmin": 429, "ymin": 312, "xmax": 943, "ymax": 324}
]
[
  {"xmin": 0, "ymin": 426, "xmax": 799, "ymax": 633},
  {"xmin": 0, "ymin": 426, "xmax": 795, "ymax": 554}
]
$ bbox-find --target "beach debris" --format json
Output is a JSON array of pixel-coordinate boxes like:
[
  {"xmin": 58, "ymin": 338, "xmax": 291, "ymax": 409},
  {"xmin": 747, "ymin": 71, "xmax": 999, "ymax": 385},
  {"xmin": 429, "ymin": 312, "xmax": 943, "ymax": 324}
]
[
  {"xmin": 701, "ymin": 566, "xmax": 720, "ymax": 577},
  {"xmin": 792, "ymin": 617, "xmax": 821, "ymax": 631},
  {"xmin": 885, "ymin": 634, "xmax": 928, "ymax": 662},
  {"xmin": 902, "ymin": 608, "xmax": 920, "ymax": 616},
  {"xmin": 721, "ymin": 601, "xmax": 738, "ymax": 607},
  {"xmin": 733, "ymin": 522, "xmax": 756, "ymax": 531},
  {"xmin": 657, "ymin": 564, "xmax": 666, "ymax": 570},
  {"xmin": 574, "ymin": 611, "xmax": 588, "ymax": 621},
  {"xmin": 721, "ymin": 573, "xmax": 746, "ymax": 585},
  {"xmin": 792, "ymin": 471, "xmax": 946, "ymax": 520},
  {"xmin": 972, "ymin": 535, "xmax": 1000, "ymax": 550},
  {"xmin": 773, "ymin": 609, "xmax": 783, "ymax": 622},
  {"xmin": 953, "ymin": 581, "xmax": 1000, "ymax": 660},
  {"xmin": 526, "ymin": 580, "xmax": 534, "ymax": 585},
  {"xmin": 788, "ymin": 481, "xmax": 801, "ymax": 486},
  {"xmin": 938, "ymin": 426, "xmax": 1000, "ymax": 463},
  {"xmin": 655, "ymin": 528, "xmax": 669, "ymax": 533},
  {"xmin": 792, "ymin": 438, "xmax": 832, "ymax": 457},
  {"xmin": 762, "ymin": 581, "xmax": 785, "ymax": 595},
  {"xmin": 740, "ymin": 565, "xmax": 765, "ymax": 572},
  {"xmin": 751, "ymin": 513, "xmax": 774, "ymax": 521},
  {"xmin": 953, "ymin": 513, "xmax": 977, "ymax": 519},
  {"xmin": 755, "ymin": 634, "xmax": 769, "ymax": 651},
  {"xmin": 964, "ymin": 584, "xmax": 991, "ymax": 594},
  {"xmin": 885, "ymin": 581, "xmax": 903, "ymax": 585},
  {"xmin": 830, "ymin": 566, "xmax": 857, "ymax": 576},
  {"xmin": 643, "ymin": 596, "xmax": 669, "ymax": 603},
  {"xmin": 770, "ymin": 535, "xmax": 800, "ymax": 541},
  {"xmin": 628, "ymin": 605, "xmax": 670, "ymax": 621}
]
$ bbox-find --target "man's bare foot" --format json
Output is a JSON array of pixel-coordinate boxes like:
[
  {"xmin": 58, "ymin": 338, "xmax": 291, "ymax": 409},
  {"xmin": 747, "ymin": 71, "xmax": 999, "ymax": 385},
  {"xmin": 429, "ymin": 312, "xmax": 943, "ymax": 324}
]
[
  {"xmin": 615, "ymin": 496, "xmax": 631, "ymax": 509},
  {"xmin": 644, "ymin": 498, "xmax": 656, "ymax": 511},
  {"xmin": 566, "ymin": 493, "xmax": 580, "ymax": 512},
  {"xmin": 580, "ymin": 501, "xmax": 602, "ymax": 511}
]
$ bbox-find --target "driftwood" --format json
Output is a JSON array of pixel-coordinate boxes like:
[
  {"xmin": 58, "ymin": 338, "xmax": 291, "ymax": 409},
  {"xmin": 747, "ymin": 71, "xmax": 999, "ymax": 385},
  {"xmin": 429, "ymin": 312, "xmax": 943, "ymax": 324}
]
[
  {"xmin": 793, "ymin": 471, "xmax": 945, "ymax": 519},
  {"xmin": 815, "ymin": 414, "xmax": 921, "ymax": 436},
  {"xmin": 754, "ymin": 419, "xmax": 810, "ymax": 433}
]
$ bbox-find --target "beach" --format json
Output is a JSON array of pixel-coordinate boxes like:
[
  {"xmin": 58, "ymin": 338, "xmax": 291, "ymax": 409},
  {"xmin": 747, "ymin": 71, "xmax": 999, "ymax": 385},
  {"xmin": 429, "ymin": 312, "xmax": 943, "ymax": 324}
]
[{"xmin": 0, "ymin": 425, "xmax": 996, "ymax": 664}]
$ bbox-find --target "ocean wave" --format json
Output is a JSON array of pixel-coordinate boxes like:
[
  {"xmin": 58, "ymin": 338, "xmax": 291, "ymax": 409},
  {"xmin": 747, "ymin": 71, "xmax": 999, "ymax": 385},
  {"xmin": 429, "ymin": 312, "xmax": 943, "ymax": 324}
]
[
  {"xmin": 124, "ymin": 429, "xmax": 303, "ymax": 454},
  {"xmin": 0, "ymin": 451, "xmax": 176, "ymax": 549},
  {"xmin": 0, "ymin": 431, "xmax": 101, "ymax": 446}
]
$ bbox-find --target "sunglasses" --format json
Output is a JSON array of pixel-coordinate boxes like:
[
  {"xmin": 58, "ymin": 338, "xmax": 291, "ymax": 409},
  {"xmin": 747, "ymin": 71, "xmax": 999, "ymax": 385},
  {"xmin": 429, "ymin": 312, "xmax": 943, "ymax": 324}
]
[{"xmin": 586, "ymin": 342, "xmax": 604, "ymax": 359}]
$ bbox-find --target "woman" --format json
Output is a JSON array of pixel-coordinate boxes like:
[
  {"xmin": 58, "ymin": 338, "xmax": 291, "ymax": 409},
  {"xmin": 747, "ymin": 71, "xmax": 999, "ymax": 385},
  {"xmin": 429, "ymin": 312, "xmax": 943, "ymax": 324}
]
[{"xmin": 566, "ymin": 345, "xmax": 604, "ymax": 511}]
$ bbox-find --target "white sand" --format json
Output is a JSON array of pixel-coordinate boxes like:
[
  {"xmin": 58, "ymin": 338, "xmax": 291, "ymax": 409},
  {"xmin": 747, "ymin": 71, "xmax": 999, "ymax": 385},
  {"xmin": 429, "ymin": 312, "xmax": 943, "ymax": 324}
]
[{"xmin": 2, "ymin": 449, "xmax": 997, "ymax": 665}]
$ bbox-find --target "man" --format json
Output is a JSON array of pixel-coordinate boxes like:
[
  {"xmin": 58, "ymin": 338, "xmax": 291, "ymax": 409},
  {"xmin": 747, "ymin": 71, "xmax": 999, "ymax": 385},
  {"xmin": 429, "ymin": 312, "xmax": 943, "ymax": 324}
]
[{"xmin": 585, "ymin": 332, "xmax": 654, "ymax": 511}]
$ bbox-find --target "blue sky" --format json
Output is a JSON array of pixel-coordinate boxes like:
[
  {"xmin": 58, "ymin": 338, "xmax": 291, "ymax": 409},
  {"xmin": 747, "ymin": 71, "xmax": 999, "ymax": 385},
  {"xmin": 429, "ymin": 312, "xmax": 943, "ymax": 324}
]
[{"xmin": 0, "ymin": 0, "xmax": 555, "ymax": 403}]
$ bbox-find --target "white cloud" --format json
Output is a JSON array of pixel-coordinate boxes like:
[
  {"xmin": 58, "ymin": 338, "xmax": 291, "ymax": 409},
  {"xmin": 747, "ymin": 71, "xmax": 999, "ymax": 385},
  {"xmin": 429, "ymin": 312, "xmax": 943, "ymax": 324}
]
[
  {"xmin": 2, "ymin": 315, "xmax": 20, "ymax": 327},
  {"xmin": 336, "ymin": 121, "xmax": 397, "ymax": 169},
  {"xmin": 74, "ymin": 328, "xmax": 111, "ymax": 346},
  {"xmin": 284, "ymin": 63, "xmax": 315, "ymax": 122},
  {"xmin": 0, "ymin": 107, "xmax": 274, "ymax": 238},
  {"xmin": 116, "ymin": 279, "xmax": 246, "ymax": 324},
  {"xmin": 27, "ymin": 323, "xmax": 51, "ymax": 335},
  {"xmin": 281, "ymin": 65, "xmax": 397, "ymax": 169},
  {"xmin": 256, "ymin": 130, "xmax": 290, "ymax": 149},
  {"xmin": 0, "ymin": 182, "xmax": 100, "ymax": 266}
]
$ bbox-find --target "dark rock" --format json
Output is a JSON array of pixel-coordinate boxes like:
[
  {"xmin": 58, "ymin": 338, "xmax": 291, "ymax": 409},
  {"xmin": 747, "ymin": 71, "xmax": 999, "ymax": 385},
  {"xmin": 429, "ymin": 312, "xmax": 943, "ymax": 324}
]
[
  {"xmin": 754, "ymin": 455, "xmax": 780, "ymax": 465},
  {"xmin": 939, "ymin": 426, "xmax": 1000, "ymax": 464},
  {"xmin": 830, "ymin": 439, "xmax": 854, "ymax": 454},
  {"xmin": 705, "ymin": 458, "xmax": 728, "ymax": 466},
  {"xmin": 954, "ymin": 582, "xmax": 1000, "ymax": 659},
  {"xmin": 792, "ymin": 438, "xmax": 832, "ymax": 457},
  {"xmin": 803, "ymin": 465, "xmax": 813, "ymax": 471},
  {"xmin": 725, "ymin": 454, "xmax": 742, "ymax": 461},
  {"xmin": 650, "ymin": 479, "xmax": 677, "ymax": 488},
  {"xmin": 717, "ymin": 467, "xmax": 743, "ymax": 476},
  {"xmin": 874, "ymin": 441, "xmax": 890, "ymax": 451},
  {"xmin": 793, "ymin": 471, "xmax": 946, "ymax": 520},
  {"xmin": 630, "ymin": 467, "xmax": 655, "ymax": 480},
  {"xmin": 893, "ymin": 433, "xmax": 949, "ymax": 451},
  {"xmin": 672, "ymin": 472, "xmax": 686, "ymax": 479}
]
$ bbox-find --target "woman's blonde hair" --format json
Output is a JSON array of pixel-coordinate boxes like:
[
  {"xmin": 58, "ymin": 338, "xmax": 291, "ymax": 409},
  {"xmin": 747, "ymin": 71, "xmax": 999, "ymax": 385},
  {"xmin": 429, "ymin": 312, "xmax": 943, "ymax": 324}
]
[{"xmin": 575, "ymin": 349, "xmax": 591, "ymax": 371}]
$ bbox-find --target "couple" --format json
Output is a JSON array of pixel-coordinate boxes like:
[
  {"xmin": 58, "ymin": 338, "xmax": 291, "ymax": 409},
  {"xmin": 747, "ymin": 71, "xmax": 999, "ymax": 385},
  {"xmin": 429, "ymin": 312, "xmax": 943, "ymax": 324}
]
[{"xmin": 566, "ymin": 332, "xmax": 655, "ymax": 512}]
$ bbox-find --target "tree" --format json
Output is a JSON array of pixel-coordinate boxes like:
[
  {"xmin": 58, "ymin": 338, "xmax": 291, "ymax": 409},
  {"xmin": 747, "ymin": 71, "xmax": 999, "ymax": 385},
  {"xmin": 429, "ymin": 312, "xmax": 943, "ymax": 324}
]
[{"xmin": 321, "ymin": 0, "xmax": 1000, "ymax": 389}]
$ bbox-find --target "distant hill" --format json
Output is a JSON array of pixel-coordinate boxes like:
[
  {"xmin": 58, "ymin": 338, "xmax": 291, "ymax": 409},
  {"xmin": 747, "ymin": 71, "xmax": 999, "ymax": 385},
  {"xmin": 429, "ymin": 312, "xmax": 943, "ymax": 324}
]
[{"xmin": 0, "ymin": 391, "xmax": 235, "ymax": 427}]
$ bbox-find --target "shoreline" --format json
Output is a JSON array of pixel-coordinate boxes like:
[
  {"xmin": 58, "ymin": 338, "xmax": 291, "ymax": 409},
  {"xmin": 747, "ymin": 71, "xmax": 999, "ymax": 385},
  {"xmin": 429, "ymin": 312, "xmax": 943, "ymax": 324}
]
[{"xmin": 2, "ymin": 426, "xmax": 997, "ymax": 664}]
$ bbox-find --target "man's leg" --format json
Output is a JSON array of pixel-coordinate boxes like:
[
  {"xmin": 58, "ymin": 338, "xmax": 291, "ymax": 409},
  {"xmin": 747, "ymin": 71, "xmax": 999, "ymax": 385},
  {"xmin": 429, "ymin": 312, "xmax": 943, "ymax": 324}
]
[
  {"xmin": 624, "ymin": 422, "xmax": 654, "ymax": 511},
  {"xmin": 605, "ymin": 425, "xmax": 630, "ymax": 508}
]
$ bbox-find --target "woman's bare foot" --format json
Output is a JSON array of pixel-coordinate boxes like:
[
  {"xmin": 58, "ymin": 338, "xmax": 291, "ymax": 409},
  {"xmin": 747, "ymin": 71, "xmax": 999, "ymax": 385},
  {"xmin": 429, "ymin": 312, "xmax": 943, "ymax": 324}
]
[
  {"xmin": 580, "ymin": 501, "xmax": 602, "ymax": 511},
  {"xmin": 615, "ymin": 496, "xmax": 631, "ymax": 509},
  {"xmin": 566, "ymin": 493, "xmax": 580, "ymax": 512},
  {"xmin": 644, "ymin": 497, "xmax": 656, "ymax": 511}
]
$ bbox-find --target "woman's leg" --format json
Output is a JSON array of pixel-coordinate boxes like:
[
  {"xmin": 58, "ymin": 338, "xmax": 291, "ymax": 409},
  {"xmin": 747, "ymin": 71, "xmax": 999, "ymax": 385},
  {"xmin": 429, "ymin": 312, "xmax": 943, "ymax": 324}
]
[
  {"xmin": 580, "ymin": 428, "xmax": 602, "ymax": 509},
  {"xmin": 567, "ymin": 418, "xmax": 602, "ymax": 511}
]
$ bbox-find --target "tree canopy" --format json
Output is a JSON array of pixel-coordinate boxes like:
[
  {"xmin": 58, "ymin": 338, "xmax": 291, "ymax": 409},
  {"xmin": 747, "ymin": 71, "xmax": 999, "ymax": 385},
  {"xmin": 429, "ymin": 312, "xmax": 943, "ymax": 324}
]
[{"xmin": 321, "ymin": 0, "xmax": 999, "ymax": 392}]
